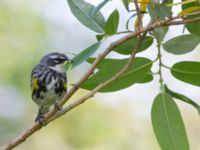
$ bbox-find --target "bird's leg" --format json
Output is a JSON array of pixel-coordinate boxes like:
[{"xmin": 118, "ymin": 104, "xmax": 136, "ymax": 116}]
[{"xmin": 35, "ymin": 106, "xmax": 47, "ymax": 126}]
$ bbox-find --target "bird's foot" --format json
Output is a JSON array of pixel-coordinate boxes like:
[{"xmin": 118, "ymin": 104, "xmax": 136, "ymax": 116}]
[
  {"xmin": 70, "ymin": 83, "xmax": 79, "ymax": 90},
  {"xmin": 54, "ymin": 102, "xmax": 62, "ymax": 111},
  {"xmin": 35, "ymin": 115, "xmax": 45, "ymax": 126}
]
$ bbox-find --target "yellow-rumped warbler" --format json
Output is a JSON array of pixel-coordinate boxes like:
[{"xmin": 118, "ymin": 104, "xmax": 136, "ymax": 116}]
[{"xmin": 31, "ymin": 52, "xmax": 72, "ymax": 122}]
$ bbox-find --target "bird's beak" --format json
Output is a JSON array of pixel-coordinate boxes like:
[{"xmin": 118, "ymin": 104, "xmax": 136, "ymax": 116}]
[{"xmin": 63, "ymin": 59, "xmax": 73, "ymax": 66}]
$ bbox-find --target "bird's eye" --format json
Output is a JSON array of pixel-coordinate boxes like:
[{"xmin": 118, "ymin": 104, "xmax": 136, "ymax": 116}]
[{"xmin": 54, "ymin": 58, "xmax": 59, "ymax": 63}]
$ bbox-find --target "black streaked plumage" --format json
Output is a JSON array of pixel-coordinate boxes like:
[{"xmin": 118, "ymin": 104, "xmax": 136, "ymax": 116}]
[{"xmin": 31, "ymin": 53, "xmax": 71, "ymax": 122}]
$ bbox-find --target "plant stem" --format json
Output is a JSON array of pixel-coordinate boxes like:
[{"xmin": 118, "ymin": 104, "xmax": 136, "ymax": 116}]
[{"xmin": 154, "ymin": 31, "xmax": 165, "ymax": 93}]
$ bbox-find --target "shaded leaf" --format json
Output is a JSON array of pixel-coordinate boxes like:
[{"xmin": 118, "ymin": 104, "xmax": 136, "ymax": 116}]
[
  {"xmin": 104, "ymin": 10, "xmax": 119, "ymax": 35},
  {"xmin": 171, "ymin": 61, "xmax": 200, "ymax": 86},
  {"xmin": 66, "ymin": 43, "xmax": 100, "ymax": 69},
  {"xmin": 165, "ymin": 85, "xmax": 200, "ymax": 114},
  {"xmin": 82, "ymin": 57, "xmax": 153, "ymax": 92},
  {"xmin": 113, "ymin": 36, "xmax": 153, "ymax": 55},
  {"xmin": 154, "ymin": 27, "xmax": 169, "ymax": 42},
  {"xmin": 163, "ymin": 34, "xmax": 200, "ymax": 54},
  {"xmin": 152, "ymin": 93, "xmax": 190, "ymax": 150},
  {"xmin": 67, "ymin": 0, "xmax": 105, "ymax": 33},
  {"xmin": 148, "ymin": 3, "xmax": 172, "ymax": 20},
  {"xmin": 89, "ymin": 0, "xmax": 110, "ymax": 17}
]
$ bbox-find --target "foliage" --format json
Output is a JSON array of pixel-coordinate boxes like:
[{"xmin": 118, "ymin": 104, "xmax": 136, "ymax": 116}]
[
  {"xmin": 2, "ymin": 0, "xmax": 200, "ymax": 149},
  {"xmin": 66, "ymin": 0, "xmax": 200, "ymax": 149}
]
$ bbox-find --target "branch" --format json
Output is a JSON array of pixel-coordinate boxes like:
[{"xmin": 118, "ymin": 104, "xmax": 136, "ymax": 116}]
[
  {"xmin": 2, "ymin": 10, "xmax": 200, "ymax": 150},
  {"xmin": 48, "ymin": 33, "xmax": 148, "ymax": 123}
]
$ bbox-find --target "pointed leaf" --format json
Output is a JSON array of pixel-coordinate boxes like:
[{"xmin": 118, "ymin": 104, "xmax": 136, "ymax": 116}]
[
  {"xmin": 165, "ymin": 85, "xmax": 200, "ymax": 114},
  {"xmin": 82, "ymin": 57, "xmax": 153, "ymax": 92},
  {"xmin": 152, "ymin": 93, "xmax": 190, "ymax": 150},
  {"xmin": 171, "ymin": 61, "xmax": 200, "ymax": 86},
  {"xmin": 163, "ymin": 34, "xmax": 200, "ymax": 54},
  {"xmin": 68, "ymin": 43, "xmax": 100, "ymax": 69},
  {"xmin": 122, "ymin": 0, "xmax": 132, "ymax": 11},
  {"xmin": 67, "ymin": 0, "xmax": 105, "ymax": 33},
  {"xmin": 89, "ymin": 0, "xmax": 110, "ymax": 17},
  {"xmin": 104, "ymin": 10, "xmax": 119, "ymax": 35}
]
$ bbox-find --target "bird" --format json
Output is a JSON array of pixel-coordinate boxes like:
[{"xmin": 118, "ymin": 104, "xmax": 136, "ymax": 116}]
[{"xmin": 30, "ymin": 52, "xmax": 73, "ymax": 123}]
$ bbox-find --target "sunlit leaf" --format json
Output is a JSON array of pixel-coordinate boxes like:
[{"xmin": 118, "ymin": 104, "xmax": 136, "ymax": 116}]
[
  {"xmin": 104, "ymin": 10, "xmax": 119, "ymax": 35},
  {"xmin": 171, "ymin": 61, "xmax": 200, "ymax": 86},
  {"xmin": 113, "ymin": 36, "xmax": 153, "ymax": 55},
  {"xmin": 163, "ymin": 34, "xmax": 200, "ymax": 54},
  {"xmin": 82, "ymin": 57, "xmax": 153, "ymax": 92},
  {"xmin": 67, "ymin": 0, "xmax": 105, "ymax": 33},
  {"xmin": 152, "ymin": 93, "xmax": 190, "ymax": 150},
  {"xmin": 178, "ymin": 6, "xmax": 200, "ymax": 15}
]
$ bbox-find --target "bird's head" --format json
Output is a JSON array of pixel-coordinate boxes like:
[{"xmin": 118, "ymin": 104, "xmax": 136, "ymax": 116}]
[{"xmin": 40, "ymin": 52, "xmax": 73, "ymax": 73}]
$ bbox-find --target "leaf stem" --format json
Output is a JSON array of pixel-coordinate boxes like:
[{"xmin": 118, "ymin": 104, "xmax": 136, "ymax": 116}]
[{"xmin": 154, "ymin": 31, "xmax": 165, "ymax": 92}]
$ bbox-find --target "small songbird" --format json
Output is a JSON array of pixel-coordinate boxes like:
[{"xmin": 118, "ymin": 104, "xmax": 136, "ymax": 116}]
[{"xmin": 30, "ymin": 52, "xmax": 72, "ymax": 123}]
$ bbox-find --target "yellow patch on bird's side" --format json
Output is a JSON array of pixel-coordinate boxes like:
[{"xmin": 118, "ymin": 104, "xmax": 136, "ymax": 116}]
[
  {"xmin": 31, "ymin": 78, "xmax": 40, "ymax": 91},
  {"xmin": 63, "ymin": 81, "xmax": 67, "ymax": 90}
]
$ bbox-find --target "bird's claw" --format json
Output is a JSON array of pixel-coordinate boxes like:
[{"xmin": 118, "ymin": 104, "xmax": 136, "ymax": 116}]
[{"xmin": 54, "ymin": 102, "xmax": 62, "ymax": 111}]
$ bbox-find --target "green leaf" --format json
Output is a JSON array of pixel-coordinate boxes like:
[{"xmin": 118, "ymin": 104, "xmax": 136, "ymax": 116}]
[
  {"xmin": 154, "ymin": 27, "xmax": 169, "ymax": 42},
  {"xmin": 182, "ymin": 0, "xmax": 200, "ymax": 38},
  {"xmin": 137, "ymin": 73, "xmax": 153, "ymax": 83},
  {"xmin": 96, "ymin": 34, "xmax": 106, "ymax": 41},
  {"xmin": 122, "ymin": 0, "xmax": 132, "ymax": 11},
  {"xmin": 89, "ymin": 0, "xmax": 110, "ymax": 17},
  {"xmin": 163, "ymin": 34, "xmax": 200, "ymax": 54},
  {"xmin": 68, "ymin": 42, "xmax": 100, "ymax": 69},
  {"xmin": 148, "ymin": 4, "xmax": 172, "ymax": 20},
  {"xmin": 152, "ymin": 93, "xmax": 190, "ymax": 150},
  {"xmin": 165, "ymin": 85, "xmax": 200, "ymax": 114},
  {"xmin": 87, "ymin": 58, "xmax": 153, "ymax": 84},
  {"xmin": 148, "ymin": 3, "xmax": 171, "ymax": 41},
  {"xmin": 67, "ymin": 0, "xmax": 105, "ymax": 33},
  {"xmin": 82, "ymin": 57, "xmax": 153, "ymax": 92},
  {"xmin": 155, "ymin": 4, "xmax": 172, "ymax": 20},
  {"xmin": 113, "ymin": 36, "xmax": 153, "ymax": 55},
  {"xmin": 104, "ymin": 10, "xmax": 119, "ymax": 35},
  {"xmin": 171, "ymin": 61, "xmax": 200, "ymax": 86}
]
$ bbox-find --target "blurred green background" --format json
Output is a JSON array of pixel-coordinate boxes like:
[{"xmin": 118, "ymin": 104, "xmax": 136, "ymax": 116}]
[{"xmin": 0, "ymin": 0, "xmax": 200, "ymax": 150}]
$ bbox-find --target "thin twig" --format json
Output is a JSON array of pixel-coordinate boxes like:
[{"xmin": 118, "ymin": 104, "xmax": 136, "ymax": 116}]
[
  {"xmin": 2, "ymin": 11, "xmax": 200, "ymax": 150},
  {"xmin": 134, "ymin": 0, "xmax": 143, "ymax": 30}
]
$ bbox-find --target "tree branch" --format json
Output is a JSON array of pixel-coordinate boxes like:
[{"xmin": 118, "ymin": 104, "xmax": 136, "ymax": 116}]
[{"xmin": 2, "ymin": 10, "xmax": 200, "ymax": 150}]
